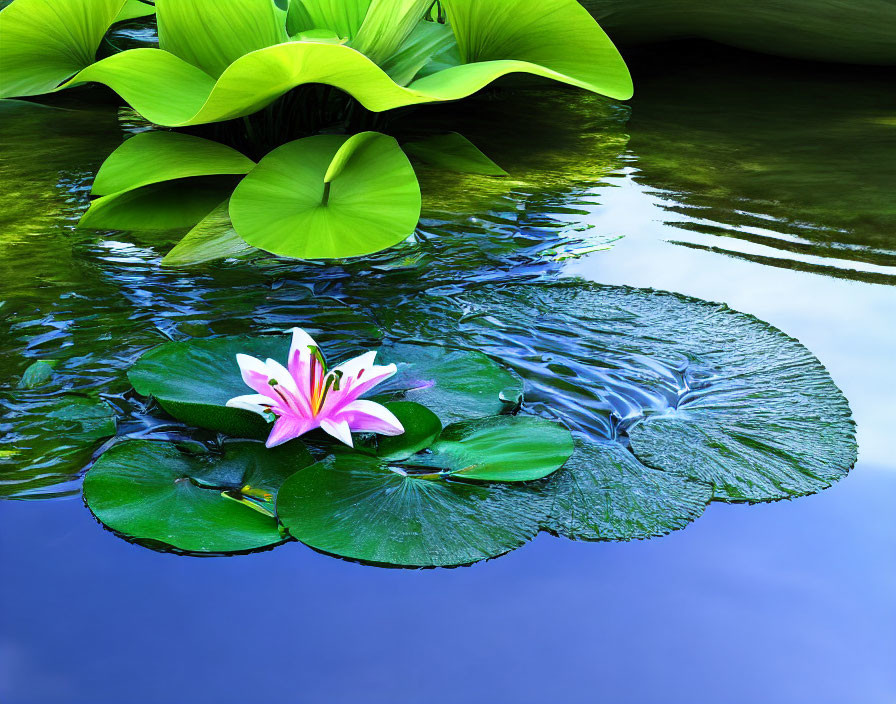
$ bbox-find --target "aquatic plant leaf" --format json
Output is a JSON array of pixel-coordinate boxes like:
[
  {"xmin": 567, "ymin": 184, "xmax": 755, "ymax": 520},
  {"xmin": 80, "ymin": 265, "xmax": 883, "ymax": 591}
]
[
  {"xmin": 156, "ymin": 0, "xmax": 288, "ymax": 78},
  {"xmin": 542, "ymin": 440, "xmax": 712, "ymax": 541},
  {"xmin": 115, "ymin": 0, "xmax": 155, "ymax": 23},
  {"xmin": 0, "ymin": 396, "xmax": 117, "ymax": 499},
  {"xmin": 398, "ymin": 282, "xmax": 857, "ymax": 504},
  {"xmin": 276, "ymin": 454, "xmax": 546, "ymax": 567},
  {"xmin": 0, "ymin": 0, "xmax": 126, "ymax": 98},
  {"xmin": 413, "ymin": 415, "xmax": 574, "ymax": 482},
  {"xmin": 289, "ymin": 0, "xmax": 371, "ymax": 40},
  {"xmin": 79, "ymin": 177, "xmax": 239, "ymax": 232},
  {"xmin": 128, "ymin": 335, "xmax": 518, "ymax": 437},
  {"xmin": 376, "ymin": 343, "xmax": 523, "ymax": 425},
  {"xmin": 378, "ymin": 19, "xmax": 456, "ymax": 85},
  {"xmin": 18, "ymin": 360, "xmax": 56, "ymax": 389},
  {"xmin": 229, "ymin": 134, "xmax": 420, "ymax": 259},
  {"xmin": 91, "ymin": 131, "xmax": 255, "ymax": 197},
  {"xmin": 84, "ymin": 440, "xmax": 313, "ymax": 552},
  {"xmin": 352, "ymin": 0, "xmax": 431, "ymax": 66},
  {"xmin": 404, "ymin": 132, "xmax": 508, "ymax": 176},
  {"xmin": 362, "ymin": 401, "xmax": 442, "ymax": 461},
  {"xmin": 162, "ymin": 201, "xmax": 256, "ymax": 267}
]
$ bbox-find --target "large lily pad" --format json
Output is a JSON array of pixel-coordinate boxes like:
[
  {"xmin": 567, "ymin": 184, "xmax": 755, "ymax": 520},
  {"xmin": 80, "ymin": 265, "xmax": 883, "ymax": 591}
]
[
  {"xmin": 84, "ymin": 440, "xmax": 312, "ymax": 552},
  {"xmin": 229, "ymin": 133, "xmax": 421, "ymax": 260},
  {"xmin": 384, "ymin": 281, "xmax": 857, "ymax": 503},
  {"xmin": 128, "ymin": 335, "xmax": 521, "ymax": 436},
  {"xmin": 376, "ymin": 342, "xmax": 523, "ymax": 424},
  {"xmin": 276, "ymin": 454, "xmax": 547, "ymax": 567},
  {"xmin": 542, "ymin": 440, "xmax": 712, "ymax": 541}
]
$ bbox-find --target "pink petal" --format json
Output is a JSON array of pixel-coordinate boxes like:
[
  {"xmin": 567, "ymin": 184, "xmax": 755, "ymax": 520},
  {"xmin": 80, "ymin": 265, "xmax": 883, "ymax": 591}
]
[
  {"xmin": 287, "ymin": 327, "xmax": 319, "ymax": 380},
  {"xmin": 265, "ymin": 415, "xmax": 314, "ymax": 448},
  {"xmin": 319, "ymin": 418, "xmax": 354, "ymax": 447},
  {"xmin": 337, "ymin": 364, "xmax": 399, "ymax": 407},
  {"xmin": 338, "ymin": 399, "xmax": 405, "ymax": 436},
  {"xmin": 225, "ymin": 394, "xmax": 278, "ymax": 418},
  {"xmin": 264, "ymin": 358, "xmax": 312, "ymax": 415},
  {"xmin": 235, "ymin": 353, "xmax": 275, "ymax": 396}
]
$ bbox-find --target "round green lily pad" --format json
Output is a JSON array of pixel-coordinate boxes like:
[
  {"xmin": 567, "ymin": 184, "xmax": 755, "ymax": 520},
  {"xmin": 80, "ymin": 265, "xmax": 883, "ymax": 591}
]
[
  {"xmin": 387, "ymin": 281, "xmax": 857, "ymax": 503},
  {"xmin": 84, "ymin": 440, "xmax": 312, "ymax": 553},
  {"xmin": 229, "ymin": 133, "xmax": 421, "ymax": 259},
  {"xmin": 542, "ymin": 440, "xmax": 712, "ymax": 541},
  {"xmin": 410, "ymin": 415, "xmax": 574, "ymax": 482},
  {"xmin": 276, "ymin": 454, "xmax": 547, "ymax": 567},
  {"xmin": 376, "ymin": 342, "xmax": 523, "ymax": 424}
]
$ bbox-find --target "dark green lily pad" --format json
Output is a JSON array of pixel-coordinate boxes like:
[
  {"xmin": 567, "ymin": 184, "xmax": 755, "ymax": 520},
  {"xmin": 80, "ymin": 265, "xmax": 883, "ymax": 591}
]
[
  {"xmin": 84, "ymin": 440, "xmax": 313, "ymax": 553},
  {"xmin": 362, "ymin": 401, "xmax": 442, "ymax": 461},
  {"xmin": 376, "ymin": 342, "xmax": 523, "ymax": 424},
  {"xmin": 276, "ymin": 454, "xmax": 546, "ymax": 567},
  {"xmin": 384, "ymin": 281, "xmax": 857, "ymax": 503},
  {"xmin": 129, "ymin": 335, "xmax": 522, "ymax": 436},
  {"xmin": 0, "ymin": 395, "xmax": 117, "ymax": 499},
  {"xmin": 408, "ymin": 415, "xmax": 574, "ymax": 482},
  {"xmin": 542, "ymin": 440, "xmax": 712, "ymax": 541}
]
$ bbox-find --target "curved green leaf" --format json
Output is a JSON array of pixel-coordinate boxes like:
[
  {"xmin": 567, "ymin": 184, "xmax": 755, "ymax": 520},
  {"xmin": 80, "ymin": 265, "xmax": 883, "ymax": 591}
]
[
  {"xmin": 414, "ymin": 415, "xmax": 574, "ymax": 482},
  {"xmin": 379, "ymin": 19, "xmax": 456, "ymax": 85},
  {"xmin": 91, "ymin": 131, "xmax": 255, "ymax": 196},
  {"xmin": 0, "ymin": 0, "xmax": 126, "ymax": 98},
  {"xmin": 18, "ymin": 360, "xmax": 56, "ymax": 389},
  {"xmin": 115, "ymin": 0, "xmax": 156, "ymax": 23},
  {"xmin": 84, "ymin": 440, "xmax": 313, "ymax": 553},
  {"xmin": 351, "ymin": 0, "xmax": 430, "ymax": 66},
  {"xmin": 162, "ymin": 200, "xmax": 256, "ymax": 267},
  {"xmin": 289, "ymin": 0, "xmax": 371, "ymax": 40},
  {"xmin": 276, "ymin": 454, "xmax": 546, "ymax": 567},
  {"xmin": 156, "ymin": 0, "xmax": 288, "ymax": 78},
  {"xmin": 404, "ymin": 132, "xmax": 508, "ymax": 176},
  {"xmin": 542, "ymin": 440, "xmax": 712, "ymax": 541},
  {"xmin": 229, "ymin": 133, "xmax": 420, "ymax": 259},
  {"xmin": 79, "ymin": 176, "xmax": 239, "ymax": 232}
]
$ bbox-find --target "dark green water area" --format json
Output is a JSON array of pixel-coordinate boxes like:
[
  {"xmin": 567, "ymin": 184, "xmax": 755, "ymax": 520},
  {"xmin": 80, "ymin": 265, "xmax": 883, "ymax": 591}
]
[{"xmin": 1, "ymin": 43, "xmax": 894, "ymax": 703}]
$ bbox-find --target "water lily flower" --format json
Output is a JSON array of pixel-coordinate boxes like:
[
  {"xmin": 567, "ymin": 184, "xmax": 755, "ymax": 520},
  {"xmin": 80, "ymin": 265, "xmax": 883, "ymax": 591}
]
[{"xmin": 226, "ymin": 328, "xmax": 404, "ymax": 448}]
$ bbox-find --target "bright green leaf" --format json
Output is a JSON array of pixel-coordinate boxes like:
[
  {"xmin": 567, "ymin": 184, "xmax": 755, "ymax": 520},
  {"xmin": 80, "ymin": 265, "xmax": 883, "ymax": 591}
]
[
  {"xmin": 229, "ymin": 133, "xmax": 420, "ymax": 259},
  {"xmin": 162, "ymin": 201, "xmax": 256, "ymax": 267},
  {"xmin": 0, "ymin": 0, "xmax": 126, "ymax": 98},
  {"xmin": 156, "ymin": 0, "xmax": 288, "ymax": 78},
  {"xmin": 91, "ymin": 131, "xmax": 255, "ymax": 196},
  {"xmin": 352, "ymin": 0, "xmax": 431, "ymax": 67}
]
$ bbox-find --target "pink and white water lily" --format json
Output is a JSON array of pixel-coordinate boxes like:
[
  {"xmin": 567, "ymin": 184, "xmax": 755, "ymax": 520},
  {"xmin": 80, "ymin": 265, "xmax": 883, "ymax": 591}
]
[{"xmin": 226, "ymin": 328, "xmax": 404, "ymax": 448}]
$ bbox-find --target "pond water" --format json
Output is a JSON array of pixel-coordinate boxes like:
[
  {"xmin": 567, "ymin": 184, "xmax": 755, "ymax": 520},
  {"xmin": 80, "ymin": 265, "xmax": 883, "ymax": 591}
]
[{"xmin": 1, "ymin": 47, "xmax": 894, "ymax": 703}]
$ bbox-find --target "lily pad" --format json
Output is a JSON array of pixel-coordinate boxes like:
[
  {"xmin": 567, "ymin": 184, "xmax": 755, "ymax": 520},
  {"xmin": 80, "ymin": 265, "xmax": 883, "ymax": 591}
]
[
  {"xmin": 84, "ymin": 440, "xmax": 313, "ymax": 552},
  {"xmin": 377, "ymin": 342, "xmax": 523, "ymax": 424},
  {"xmin": 276, "ymin": 454, "xmax": 547, "ymax": 567},
  {"xmin": 128, "ymin": 335, "xmax": 521, "ymax": 436},
  {"xmin": 410, "ymin": 415, "xmax": 574, "ymax": 482},
  {"xmin": 363, "ymin": 401, "xmax": 443, "ymax": 461},
  {"xmin": 0, "ymin": 395, "xmax": 117, "ymax": 499},
  {"xmin": 385, "ymin": 281, "xmax": 857, "ymax": 503},
  {"xmin": 541, "ymin": 440, "xmax": 712, "ymax": 541},
  {"xmin": 17, "ymin": 360, "xmax": 56, "ymax": 389},
  {"xmin": 229, "ymin": 133, "xmax": 421, "ymax": 259}
]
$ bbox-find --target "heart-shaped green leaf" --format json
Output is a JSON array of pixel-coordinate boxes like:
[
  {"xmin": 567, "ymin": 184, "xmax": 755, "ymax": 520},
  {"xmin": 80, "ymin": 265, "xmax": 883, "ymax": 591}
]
[
  {"xmin": 84, "ymin": 440, "xmax": 313, "ymax": 552},
  {"xmin": 276, "ymin": 453, "xmax": 546, "ymax": 567},
  {"xmin": 229, "ymin": 133, "xmax": 421, "ymax": 259}
]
